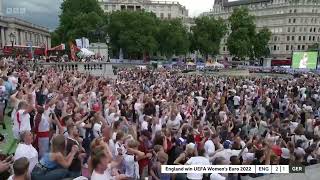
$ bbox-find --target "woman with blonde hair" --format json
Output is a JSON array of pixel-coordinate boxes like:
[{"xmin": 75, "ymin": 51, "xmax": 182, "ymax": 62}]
[{"xmin": 31, "ymin": 134, "xmax": 78, "ymax": 180}]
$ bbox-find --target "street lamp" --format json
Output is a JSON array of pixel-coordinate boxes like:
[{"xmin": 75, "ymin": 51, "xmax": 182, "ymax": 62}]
[
  {"xmin": 105, "ymin": 34, "xmax": 110, "ymax": 62},
  {"xmin": 9, "ymin": 32, "xmax": 16, "ymax": 47}
]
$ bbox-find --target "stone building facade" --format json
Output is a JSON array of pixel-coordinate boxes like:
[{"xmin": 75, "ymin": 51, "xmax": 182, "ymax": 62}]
[
  {"xmin": 0, "ymin": 16, "xmax": 51, "ymax": 48},
  {"xmin": 98, "ymin": 0, "xmax": 188, "ymax": 20},
  {"xmin": 202, "ymin": 0, "xmax": 320, "ymax": 59}
]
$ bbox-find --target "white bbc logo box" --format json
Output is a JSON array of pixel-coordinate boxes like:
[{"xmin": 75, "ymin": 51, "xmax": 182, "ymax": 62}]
[{"xmin": 6, "ymin": 8, "xmax": 26, "ymax": 15}]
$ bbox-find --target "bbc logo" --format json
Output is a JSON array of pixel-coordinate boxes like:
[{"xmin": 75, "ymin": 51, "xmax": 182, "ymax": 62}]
[{"xmin": 6, "ymin": 8, "xmax": 26, "ymax": 15}]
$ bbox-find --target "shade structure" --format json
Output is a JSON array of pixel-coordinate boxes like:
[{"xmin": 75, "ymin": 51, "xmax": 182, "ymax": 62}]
[{"xmin": 78, "ymin": 48, "xmax": 95, "ymax": 57}]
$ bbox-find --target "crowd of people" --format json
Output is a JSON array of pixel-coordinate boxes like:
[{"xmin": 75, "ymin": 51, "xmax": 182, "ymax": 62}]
[{"xmin": 0, "ymin": 59, "xmax": 320, "ymax": 180}]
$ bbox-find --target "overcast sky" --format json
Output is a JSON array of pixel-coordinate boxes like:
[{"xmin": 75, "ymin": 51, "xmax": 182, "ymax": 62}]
[{"xmin": 2, "ymin": 0, "xmax": 241, "ymax": 31}]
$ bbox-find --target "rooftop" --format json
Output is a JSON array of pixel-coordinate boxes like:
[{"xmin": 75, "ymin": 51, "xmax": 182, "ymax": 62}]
[{"xmin": 218, "ymin": 0, "xmax": 272, "ymax": 7}]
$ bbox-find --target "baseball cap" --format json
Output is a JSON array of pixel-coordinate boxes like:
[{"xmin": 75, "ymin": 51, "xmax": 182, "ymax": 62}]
[
  {"xmin": 176, "ymin": 137, "xmax": 187, "ymax": 146},
  {"xmin": 223, "ymin": 140, "xmax": 232, "ymax": 149}
]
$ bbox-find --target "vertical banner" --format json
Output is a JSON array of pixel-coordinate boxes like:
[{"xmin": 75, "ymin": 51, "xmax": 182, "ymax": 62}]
[
  {"xmin": 84, "ymin": 38, "xmax": 90, "ymax": 49},
  {"xmin": 75, "ymin": 39, "xmax": 82, "ymax": 49}
]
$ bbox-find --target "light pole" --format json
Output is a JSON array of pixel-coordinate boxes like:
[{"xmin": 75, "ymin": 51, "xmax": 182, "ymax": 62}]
[
  {"xmin": 94, "ymin": 27, "xmax": 105, "ymax": 59},
  {"xmin": 9, "ymin": 32, "xmax": 15, "ymax": 47},
  {"xmin": 106, "ymin": 34, "xmax": 110, "ymax": 62}
]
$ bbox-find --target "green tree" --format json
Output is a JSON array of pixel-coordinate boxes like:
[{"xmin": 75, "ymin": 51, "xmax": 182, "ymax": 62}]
[
  {"xmin": 52, "ymin": 0, "xmax": 104, "ymax": 46},
  {"xmin": 157, "ymin": 19, "xmax": 190, "ymax": 58},
  {"xmin": 227, "ymin": 7, "xmax": 255, "ymax": 59},
  {"xmin": 253, "ymin": 27, "xmax": 272, "ymax": 58},
  {"xmin": 227, "ymin": 7, "xmax": 271, "ymax": 59},
  {"xmin": 191, "ymin": 16, "xmax": 227, "ymax": 59},
  {"xmin": 308, "ymin": 43, "xmax": 319, "ymax": 51},
  {"xmin": 108, "ymin": 11, "xmax": 159, "ymax": 59}
]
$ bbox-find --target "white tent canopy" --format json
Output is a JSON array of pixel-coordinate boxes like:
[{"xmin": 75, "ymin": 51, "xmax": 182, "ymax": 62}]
[
  {"xmin": 78, "ymin": 48, "xmax": 95, "ymax": 57},
  {"xmin": 206, "ymin": 62, "xmax": 224, "ymax": 68}
]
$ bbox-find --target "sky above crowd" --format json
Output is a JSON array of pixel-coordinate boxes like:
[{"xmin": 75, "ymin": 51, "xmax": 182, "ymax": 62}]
[{"xmin": 2, "ymin": 0, "xmax": 241, "ymax": 30}]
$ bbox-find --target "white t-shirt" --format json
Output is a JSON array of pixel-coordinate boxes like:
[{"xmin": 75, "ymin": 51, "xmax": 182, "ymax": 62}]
[
  {"xmin": 13, "ymin": 110, "xmax": 31, "ymax": 139},
  {"xmin": 93, "ymin": 123, "xmax": 102, "ymax": 138},
  {"xmin": 186, "ymin": 156, "xmax": 210, "ymax": 180},
  {"xmin": 91, "ymin": 168, "xmax": 114, "ymax": 180},
  {"xmin": 167, "ymin": 114, "xmax": 182, "ymax": 131},
  {"xmin": 108, "ymin": 139, "xmax": 116, "ymax": 159},
  {"xmin": 233, "ymin": 96, "xmax": 241, "ymax": 106},
  {"xmin": 123, "ymin": 154, "xmax": 139, "ymax": 179},
  {"xmin": 14, "ymin": 143, "xmax": 38, "ymax": 174},
  {"xmin": 210, "ymin": 173, "xmax": 226, "ymax": 180},
  {"xmin": 8, "ymin": 76, "xmax": 18, "ymax": 90},
  {"xmin": 204, "ymin": 139, "xmax": 215, "ymax": 158},
  {"xmin": 141, "ymin": 120, "xmax": 149, "ymax": 130},
  {"xmin": 195, "ymin": 96, "xmax": 205, "ymax": 106},
  {"xmin": 115, "ymin": 142, "xmax": 127, "ymax": 156}
]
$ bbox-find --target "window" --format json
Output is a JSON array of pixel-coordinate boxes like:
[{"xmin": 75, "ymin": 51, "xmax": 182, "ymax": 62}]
[
  {"xmin": 292, "ymin": 27, "xmax": 295, "ymax": 32},
  {"xmin": 298, "ymin": 36, "xmax": 301, "ymax": 41},
  {"xmin": 313, "ymin": 36, "xmax": 316, "ymax": 41},
  {"xmin": 299, "ymin": 27, "xmax": 303, "ymax": 32},
  {"xmin": 310, "ymin": 28, "xmax": 313, "ymax": 32},
  {"xmin": 168, "ymin": 13, "xmax": 171, "ymax": 19},
  {"xmin": 287, "ymin": 36, "xmax": 290, "ymax": 41},
  {"xmin": 223, "ymin": 46, "xmax": 226, "ymax": 51},
  {"xmin": 294, "ymin": 9, "xmax": 297, "ymax": 13},
  {"xmin": 291, "ymin": 45, "xmax": 293, "ymax": 50},
  {"xmin": 291, "ymin": 36, "xmax": 295, "ymax": 41},
  {"xmin": 160, "ymin": 13, "xmax": 164, "ymax": 19},
  {"xmin": 274, "ymin": 36, "xmax": 278, "ymax": 41},
  {"xmin": 303, "ymin": 36, "xmax": 306, "ymax": 41},
  {"xmin": 288, "ymin": 27, "xmax": 291, "ymax": 32},
  {"xmin": 309, "ymin": 36, "xmax": 312, "ymax": 41},
  {"xmin": 289, "ymin": 9, "xmax": 292, "ymax": 13},
  {"xmin": 298, "ymin": 45, "xmax": 300, "ymax": 50},
  {"xmin": 293, "ymin": 18, "xmax": 296, "ymax": 23},
  {"xmin": 314, "ymin": 28, "xmax": 316, "ymax": 32},
  {"xmin": 273, "ymin": 45, "xmax": 277, "ymax": 51},
  {"xmin": 288, "ymin": 18, "xmax": 291, "ymax": 23},
  {"xmin": 286, "ymin": 45, "xmax": 289, "ymax": 51},
  {"xmin": 104, "ymin": 5, "xmax": 108, "ymax": 10},
  {"xmin": 302, "ymin": 45, "xmax": 305, "ymax": 50}
]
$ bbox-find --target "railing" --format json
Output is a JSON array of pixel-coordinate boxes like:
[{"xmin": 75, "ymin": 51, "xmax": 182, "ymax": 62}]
[{"xmin": 35, "ymin": 61, "xmax": 149, "ymax": 77}]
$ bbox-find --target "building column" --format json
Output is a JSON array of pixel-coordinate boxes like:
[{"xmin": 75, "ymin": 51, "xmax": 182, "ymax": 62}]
[
  {"xmin": 1, "ymin": 27, "xmax": 5, "ymax": 47},
  {"xmin": 20, "ymin": 30, "xmax": 24, "ymax": 45},
  {"xmin": 47, "ymin": 36, "xmax": 51, "ymax": 48}
]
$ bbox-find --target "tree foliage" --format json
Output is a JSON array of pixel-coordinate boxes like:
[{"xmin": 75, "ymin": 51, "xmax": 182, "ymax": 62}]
[
  {"xmin": 308, "ymin": 43, "xmax": 319, "ymax": 51},
  {"xmin": 227, "ymin": 7, "xmax": 271, "ymax": 59},
  {"xmin": 157, "ymin": 19, "xmax": 190, "ymax": 57},
  {"xmin": 52, "ymin": 0, "xmax": 104, "ymax": 46},
  {"xmin": 191, "ymin": 16, "xmax": 227, "ymax": 57},
  {"xmin": 108, "ymin": 11, "xmax": 159, "ymax": 59}
]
